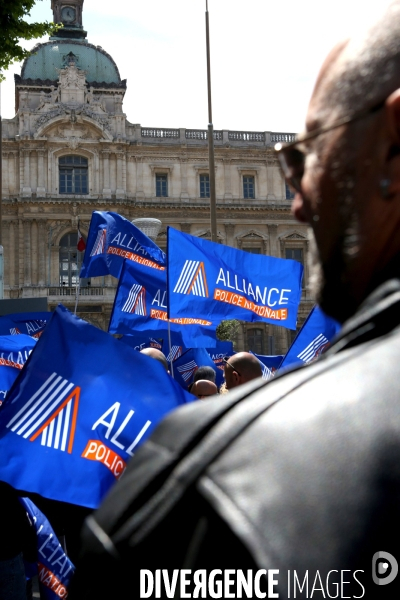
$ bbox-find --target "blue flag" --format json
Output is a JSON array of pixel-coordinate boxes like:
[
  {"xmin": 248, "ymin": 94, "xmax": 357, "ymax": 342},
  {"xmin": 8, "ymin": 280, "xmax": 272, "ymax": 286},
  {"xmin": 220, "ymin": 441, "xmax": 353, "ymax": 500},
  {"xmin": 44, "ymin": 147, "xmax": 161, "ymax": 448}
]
[
  {"xmin": 80, "ymin": 211, "xmax": 166, "ymax": 279},
  {"xmin": 167, "ymin": 227, "xmax": 303, "ymax": 330},
  {"xmin": 20, "ymin": 497, "xmax": 75, "ymax": 600},
  {"xmin": 0, "ymin": 335, "xmax": 37, "ymax": 405},
  {"xmin": 0, "ymin": 305, "xmax": 193, "ymax": 508},
  {"xmin": 0, "ymin": 316, "xmax": 23, "ymax": 336},
  {"xmin": 109, "ymin": 258, "xmax": 217, "ymax": 348},
  {"xmin": 206, "ymin": 341, "xmax": 234, "ymax": 373},
  {"xmin": 251, "ymin": 352, "xmax": 284, "ymax": 375},
  {"xmin": 5, "ymin": 312, "xmax": 51, "ymax": 338},
  {"xmin": 249, "ymin": 351, "xmax": 284, "ymax": 381},
  {"xmin": 119, "ymin": 334, "xmax": 164, "ymax": 352},
  {"xmin": 279, "ymin": 305, "xmax": 341, "ymax": 371},
  {"xmin": 172, "ymin": 347, "xmax": 223, "ymax": 390},
  {"xmin": 120, "ymin": 332, "xmax": 190, "ymax": 363}
]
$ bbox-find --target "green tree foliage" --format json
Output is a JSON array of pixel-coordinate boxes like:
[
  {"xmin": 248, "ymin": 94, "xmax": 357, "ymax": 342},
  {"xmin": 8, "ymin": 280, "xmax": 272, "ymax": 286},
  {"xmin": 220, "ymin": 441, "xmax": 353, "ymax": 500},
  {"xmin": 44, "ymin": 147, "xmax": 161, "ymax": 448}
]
[
  {"xmin": 0, "ymin": 0, "xmax": 59, "ymax": 81},
  {"xmin": 216, "ymin": 319, "xmax": 240, "ymax": 347}
]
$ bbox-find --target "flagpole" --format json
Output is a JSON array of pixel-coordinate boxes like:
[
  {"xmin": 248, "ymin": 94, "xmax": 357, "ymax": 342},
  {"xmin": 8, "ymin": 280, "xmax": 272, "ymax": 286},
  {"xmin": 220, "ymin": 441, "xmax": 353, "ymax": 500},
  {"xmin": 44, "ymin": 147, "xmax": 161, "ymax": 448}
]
[
  {"xmin": 74, "ymin": 219, "xmax": 81, "ymax": 315},
  {"xmin": 205, "ymin": 0, "xmax": 217, "ymax": 243},
  {"xmin": 168, "ymin": 321, "xmax": 174, "ymax": 378},
  {"xmin": 74, "ymin": 277, "xmax": 81, "ymax": 315}
]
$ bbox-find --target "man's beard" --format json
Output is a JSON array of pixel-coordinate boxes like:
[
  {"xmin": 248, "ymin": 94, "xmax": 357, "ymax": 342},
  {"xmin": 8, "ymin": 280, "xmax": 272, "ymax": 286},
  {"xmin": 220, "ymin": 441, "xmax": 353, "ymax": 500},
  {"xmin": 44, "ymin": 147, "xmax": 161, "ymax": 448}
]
[{"xmin": 307, "ymin": 225, "xmax": 360, "ymax": 324}]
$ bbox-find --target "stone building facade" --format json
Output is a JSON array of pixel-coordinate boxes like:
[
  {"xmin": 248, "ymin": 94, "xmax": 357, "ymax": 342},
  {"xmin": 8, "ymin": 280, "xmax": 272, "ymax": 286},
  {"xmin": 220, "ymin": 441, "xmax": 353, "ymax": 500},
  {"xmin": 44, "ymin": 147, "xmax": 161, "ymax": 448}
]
[{"xmin": 0, "ymin": 0, "xmax": 312, "ymax": 354}]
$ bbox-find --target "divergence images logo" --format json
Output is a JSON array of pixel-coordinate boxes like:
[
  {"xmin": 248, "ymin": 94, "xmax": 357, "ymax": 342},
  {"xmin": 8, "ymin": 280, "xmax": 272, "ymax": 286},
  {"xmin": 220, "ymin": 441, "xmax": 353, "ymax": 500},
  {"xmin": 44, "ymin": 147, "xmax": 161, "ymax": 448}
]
[
  {"xmin": 297, "ymin": 334, "xmax": 329, "ymax": 363},
  {"xmin": 173, "ymin": 260, "xmax": 209, "ymax": 298},
  {"xmin": 177, "ymin": 360, "xmax": 198, "ymax": 382},
  {"xmin": 90, "ymin": 228, "xmax": 107, "ymax": 256},
  {"xmin": 122, "ymin": 284, "xmax": 147, "ymax": 316},
  {"xmin": 6, "ymin": 372, "xmax": 80, "ymax": 453},
  {"xmin": 372, "ymin": 552, "xmax": 398, "ymax": 586}
]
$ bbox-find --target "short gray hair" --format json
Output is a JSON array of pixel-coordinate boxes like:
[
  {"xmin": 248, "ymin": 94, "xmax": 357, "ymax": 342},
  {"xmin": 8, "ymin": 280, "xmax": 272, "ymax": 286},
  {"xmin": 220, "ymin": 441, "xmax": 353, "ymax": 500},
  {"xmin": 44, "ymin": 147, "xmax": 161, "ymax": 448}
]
[{"xmin": 324, "ymin": 1, "xmax": 400, "ymax": 117}]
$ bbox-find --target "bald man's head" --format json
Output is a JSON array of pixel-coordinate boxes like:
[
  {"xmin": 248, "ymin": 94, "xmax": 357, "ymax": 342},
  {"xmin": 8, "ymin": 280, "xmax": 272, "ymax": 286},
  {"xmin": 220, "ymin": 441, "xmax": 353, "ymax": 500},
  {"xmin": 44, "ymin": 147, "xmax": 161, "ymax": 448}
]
[
  {"xmin": 140, "ymin": 348, "xmax": 169, "ymax": 372},
  {"xmin": 191, "ymin": 379, "xmax": 218, "ymax": 399},
  {"xmin": 223, "ymin": 352, "xmax": 262, "ymax": 390}
]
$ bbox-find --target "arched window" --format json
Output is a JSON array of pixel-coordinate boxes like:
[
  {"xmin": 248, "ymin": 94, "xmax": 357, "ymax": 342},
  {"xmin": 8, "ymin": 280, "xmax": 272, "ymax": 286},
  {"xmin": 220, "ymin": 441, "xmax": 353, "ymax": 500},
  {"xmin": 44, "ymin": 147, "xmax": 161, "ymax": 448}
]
[
  {"xmin": 59, "ymin": 155, "xmax": 88, "ymax": 194},
  {"xmin": 59, "ymin": 232, "xmax": 85, "ymax": 286}
]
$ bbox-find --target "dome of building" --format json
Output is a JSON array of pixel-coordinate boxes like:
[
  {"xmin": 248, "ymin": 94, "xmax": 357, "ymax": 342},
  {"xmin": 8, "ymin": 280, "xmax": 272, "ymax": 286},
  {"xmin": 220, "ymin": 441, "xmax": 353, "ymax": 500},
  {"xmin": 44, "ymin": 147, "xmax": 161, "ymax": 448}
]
[{"xmin": 21, "ymin": 40, "xmax": 122, "ymax": 86}]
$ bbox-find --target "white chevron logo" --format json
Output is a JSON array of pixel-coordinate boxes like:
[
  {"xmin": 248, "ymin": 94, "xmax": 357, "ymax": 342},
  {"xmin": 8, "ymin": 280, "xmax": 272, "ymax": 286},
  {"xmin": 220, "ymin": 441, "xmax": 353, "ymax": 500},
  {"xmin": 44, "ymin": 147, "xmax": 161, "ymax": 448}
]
[
  {"xmin": 122, "ymin": 284, "xmax": 147, "ymax": 316},
  {"xmin": 173, "ymin": 260, "xmax": 209, "ymax": 297},
  {"xmin": 6, "ymin": 372, "xmax": 80, "ymax": 453},
  {"xmin": 90, "ymin": 228, "xmax": 107, "ymax": 256}
]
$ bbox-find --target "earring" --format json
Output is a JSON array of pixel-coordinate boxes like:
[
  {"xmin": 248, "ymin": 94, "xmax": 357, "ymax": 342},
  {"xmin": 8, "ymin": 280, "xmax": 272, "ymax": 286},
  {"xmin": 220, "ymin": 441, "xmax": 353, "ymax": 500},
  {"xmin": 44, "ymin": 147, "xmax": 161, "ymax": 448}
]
[{"xmin": 379, "ymin": 178, "xmax": 392, "ymax": 199}]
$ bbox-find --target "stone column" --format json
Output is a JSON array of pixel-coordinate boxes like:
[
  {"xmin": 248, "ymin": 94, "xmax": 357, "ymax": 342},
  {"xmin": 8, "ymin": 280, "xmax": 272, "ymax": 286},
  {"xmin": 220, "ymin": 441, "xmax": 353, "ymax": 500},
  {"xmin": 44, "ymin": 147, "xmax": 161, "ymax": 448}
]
[
  {"xmin": 180, "ymin": 158, "xmax": 189, "ymax": 201},
  {"xmin": 224, "ymin": 159, "xmax": 232, "ymax": 200},
  {"xmin": 17, "ymin": 219, "xmax": 24, "ymax": 286},
  {"xmin": 37, "ymin": 150, "xmax": 46, "ymax": 196},
  {"xmin": 136, "ymin": 156, "xmax": 144, "ymax": 200},
  {"xmin": 38, "ymin": 221, "xmax": 47, "ymax": 286},
  {"xmin": 266, "ymin": 158, "xmax": 275, "ymax": 199},
  {"xmin": 2, "ymin": 218, "xmax": 10, "ymax": 289},
  {"xmin": 225, "ymin": 223, "xmax": 235, "ymax": 246},
  {"xmin": 126, "ymin": 155, "xmax": 135, "ymax": 197},
  {"xmin": 267, "ymin": 223, "xmax": 278, "ymax": 256},
  {"xmin": 2, "ymin": 152, "xmax": 9, "ymax": 196},
  {"xmin": 8, "ymin": 152, "xmax": 16, "ymax": 194},
  {"xmin": 48, "ymin": 150, "xmax": 53, "ymax": 195},
  {"xmin": 116, "ymin": 151, "xmax": 125, "ymax": 199},
  {"xmin": 22, "ymin": 150, "xmax": 32, "ymax": 196},
  {"xmin": 8, "ymin": 221, "xmax": 16, "ymax": 288},
  {"xmin": 31, "ymin": 220, "xmax": 39, "ymax": 285},
  {"xmin": 102, "ymin": 151, "xmax": 111, "ymax": 198},
  {"xmin": 23, "ymin": 219, "xmax": 32, "ymax": 285}
]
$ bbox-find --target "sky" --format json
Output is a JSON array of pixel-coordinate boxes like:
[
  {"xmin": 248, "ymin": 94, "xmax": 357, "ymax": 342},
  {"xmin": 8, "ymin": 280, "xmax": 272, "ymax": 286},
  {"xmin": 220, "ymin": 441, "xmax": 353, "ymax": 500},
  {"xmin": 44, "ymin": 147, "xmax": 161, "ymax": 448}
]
[{"xmin": 0, "ymin": 0, "xmax": 392, "ymax": 133}]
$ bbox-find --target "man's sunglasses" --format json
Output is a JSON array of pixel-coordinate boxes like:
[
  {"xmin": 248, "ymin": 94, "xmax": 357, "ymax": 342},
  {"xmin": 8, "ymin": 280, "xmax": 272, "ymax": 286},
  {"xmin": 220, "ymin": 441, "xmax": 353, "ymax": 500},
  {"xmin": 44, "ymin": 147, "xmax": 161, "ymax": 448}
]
[
  {"xmin": 223, "ymin": 356, "xmax": 241, "ymax": 377},
  {"xmin": 274, "ymin": 98, "xmax": 386, "ymax": 193}
]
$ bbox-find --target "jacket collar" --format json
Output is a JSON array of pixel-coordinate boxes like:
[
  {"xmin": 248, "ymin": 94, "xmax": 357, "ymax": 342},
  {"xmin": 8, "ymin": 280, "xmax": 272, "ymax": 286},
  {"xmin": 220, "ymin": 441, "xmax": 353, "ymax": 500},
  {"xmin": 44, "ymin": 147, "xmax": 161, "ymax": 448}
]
[{"xmin": 326, "ymin": 278, "xmax": 400, "ymax": 355}]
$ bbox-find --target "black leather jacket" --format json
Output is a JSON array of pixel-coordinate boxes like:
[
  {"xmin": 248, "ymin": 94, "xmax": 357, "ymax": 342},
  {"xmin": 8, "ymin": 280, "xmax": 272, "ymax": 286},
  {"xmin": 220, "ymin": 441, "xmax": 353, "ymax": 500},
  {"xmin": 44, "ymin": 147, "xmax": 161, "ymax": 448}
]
[{"xmin": 75, "ymin": 279, "xmax": 400, "ymax": 599}]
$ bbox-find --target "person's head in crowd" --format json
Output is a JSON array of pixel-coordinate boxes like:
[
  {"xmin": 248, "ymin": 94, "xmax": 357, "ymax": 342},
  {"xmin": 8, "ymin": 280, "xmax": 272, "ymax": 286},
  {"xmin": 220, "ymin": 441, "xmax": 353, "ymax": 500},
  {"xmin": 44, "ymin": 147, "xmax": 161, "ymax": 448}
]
[
  {"xmin": 140, "ymin": 347, "xmax": 169, "ymax": 373},
  {"xmin": 193, "ymin": 365, "xmax": 216, "ymax": 384},
  {"xmin": 223, "ymin": 352, "xmax": 262, "ymax": 390},
  {"xmin": 190, "ymin": 379, "xmax": 218, "ymax": 400},
  {"xmin": 277, "ymin": 3, "xmax": 400, "ymax": 323}
]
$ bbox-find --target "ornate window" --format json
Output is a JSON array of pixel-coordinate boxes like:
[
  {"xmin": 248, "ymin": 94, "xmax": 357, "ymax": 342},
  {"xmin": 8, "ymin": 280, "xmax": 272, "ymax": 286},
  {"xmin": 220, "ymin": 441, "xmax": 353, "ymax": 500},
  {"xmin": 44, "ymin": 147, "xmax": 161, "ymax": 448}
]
[
  {"xmin": 243, "ymin": 175, "xmax": 255, "ymax": 199},
  {"xmin": 59, "ymin": 232, "xmax": 85, "ymax": 286},
  {"xmin": 156, "ymin": 174, "xmax": 168, "ymax": 197},
  {"xmin": 200, "ymin": 174, "xmax": 210, "ymax": 198},
  {"xmin": 285, "ymin": 247, "xmax": 304, "ymax": 265},
  {"xmin": 237, "ymin": 231, "xmax": 267, "ymax": 254},
  {"xmin": 59, "ymin": 155, "xmax": 88, "ymax": 194},
  {"xmin": 247, "ymin": 328, "xmax": 265, "ymax": 354}
]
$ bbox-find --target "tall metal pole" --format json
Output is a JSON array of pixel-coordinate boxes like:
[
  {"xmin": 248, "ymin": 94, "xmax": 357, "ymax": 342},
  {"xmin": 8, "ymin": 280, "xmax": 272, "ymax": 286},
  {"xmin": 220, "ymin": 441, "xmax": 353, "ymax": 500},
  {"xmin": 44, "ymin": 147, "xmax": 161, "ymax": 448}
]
[
  {"xmin": 0, "ymin": 83, "xmax": 4, "ymax": 299},
  {"xmin": 0, "ymin": 83, "xmax": 3, "ymax": 246},
  {"xmin": 205, "ymin": 0, "xmax": 217, "ymax": 243}
]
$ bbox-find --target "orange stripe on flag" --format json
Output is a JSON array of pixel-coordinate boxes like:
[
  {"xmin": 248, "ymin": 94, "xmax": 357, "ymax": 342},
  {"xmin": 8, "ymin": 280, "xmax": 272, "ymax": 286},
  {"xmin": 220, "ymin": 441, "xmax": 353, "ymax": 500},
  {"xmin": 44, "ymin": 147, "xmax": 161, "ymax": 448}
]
[
  {"xmin": 68, "ymin": 387, "xmax": 80, "ymax": 454},
  {"xmin": 30, "ymin": 387, "xmax": 81, "ymax": 453}
]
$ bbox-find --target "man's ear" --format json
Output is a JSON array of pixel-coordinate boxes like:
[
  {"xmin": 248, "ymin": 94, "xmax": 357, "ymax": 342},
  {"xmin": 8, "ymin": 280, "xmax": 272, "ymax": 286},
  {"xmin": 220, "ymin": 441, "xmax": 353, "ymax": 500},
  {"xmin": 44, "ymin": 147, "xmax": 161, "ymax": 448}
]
[
  {"xmin": 383, "ymin": 90, "xmax": 400, "ymax": 196},
  {"xmin": 386, "ymin": 89, "xmax": 400, "ymax": 138}
]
